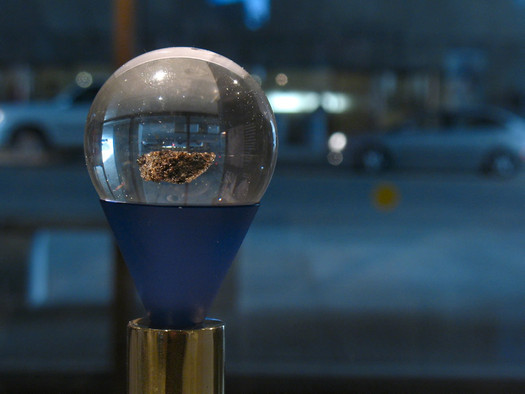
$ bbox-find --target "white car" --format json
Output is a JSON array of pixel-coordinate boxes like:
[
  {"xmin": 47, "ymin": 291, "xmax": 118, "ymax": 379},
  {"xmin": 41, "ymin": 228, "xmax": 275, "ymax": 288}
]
[{"xmin": 0, "ymin": 82, "xmax": 102, "ymax": 155}]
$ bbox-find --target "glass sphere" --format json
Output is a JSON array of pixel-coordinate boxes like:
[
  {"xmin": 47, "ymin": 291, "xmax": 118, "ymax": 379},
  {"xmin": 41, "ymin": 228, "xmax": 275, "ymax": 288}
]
[{"xmin": 85, "ymin": 47, "xmax": 277, "ymax": 205}]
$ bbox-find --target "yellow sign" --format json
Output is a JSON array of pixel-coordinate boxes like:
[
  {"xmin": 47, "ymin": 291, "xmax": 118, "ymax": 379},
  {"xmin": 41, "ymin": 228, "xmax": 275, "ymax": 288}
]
[{"xmin": 372, "ymin": 183, "xmax": 400, "ymax": 211}]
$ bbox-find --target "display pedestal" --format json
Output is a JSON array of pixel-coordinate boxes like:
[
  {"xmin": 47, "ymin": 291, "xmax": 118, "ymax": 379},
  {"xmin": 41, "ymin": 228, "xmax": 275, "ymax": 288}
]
[{"xmin": 128, "ymin": 318, "xmax": 225, "ymax": 394}]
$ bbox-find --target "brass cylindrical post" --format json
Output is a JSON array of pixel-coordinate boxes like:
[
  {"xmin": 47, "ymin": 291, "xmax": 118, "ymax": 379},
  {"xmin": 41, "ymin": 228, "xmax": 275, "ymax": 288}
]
[{"xmin": 128, "ymin": 318, "xmax": 225, "ymax": 394}]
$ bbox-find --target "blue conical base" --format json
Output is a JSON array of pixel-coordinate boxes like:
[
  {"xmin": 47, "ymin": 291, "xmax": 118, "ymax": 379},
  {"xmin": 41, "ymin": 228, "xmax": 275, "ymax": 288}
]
[{"xmin": 101, "ymin": 201, "xmax": 258, "ymax": 328}]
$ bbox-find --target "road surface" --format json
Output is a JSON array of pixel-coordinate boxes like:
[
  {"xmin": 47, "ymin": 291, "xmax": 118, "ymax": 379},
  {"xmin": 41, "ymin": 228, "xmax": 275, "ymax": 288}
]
[{"xmin": 2, "ymin": 159, "xmax": 525, "ymax": 377}]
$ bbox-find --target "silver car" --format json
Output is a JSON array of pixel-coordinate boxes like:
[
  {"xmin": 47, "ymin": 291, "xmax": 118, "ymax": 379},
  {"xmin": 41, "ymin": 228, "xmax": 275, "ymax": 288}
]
[
  {"xmin": 345, "ymin": 107, "xmax": 525, "ymax": 177},
  {"xmin": 0, "ymin": 82, "xmax": 102, "ymax": 155}
]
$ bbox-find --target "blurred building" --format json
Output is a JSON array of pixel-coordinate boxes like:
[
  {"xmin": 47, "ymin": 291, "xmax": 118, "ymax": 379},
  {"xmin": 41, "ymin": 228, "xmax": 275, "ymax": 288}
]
[
  {"xmin": 1, "ymin": 0, "xmax": 524, "ymax": 74},
  {"xmin": 1, "ymin": 0, "xmax": 525, "ymax": 142}
]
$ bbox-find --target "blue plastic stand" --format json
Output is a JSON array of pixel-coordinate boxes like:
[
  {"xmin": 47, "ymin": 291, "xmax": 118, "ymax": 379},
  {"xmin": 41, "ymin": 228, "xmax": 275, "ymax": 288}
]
[{"xmin": 101, "ymin": 201, "xmax": 258, "ymax": 328}]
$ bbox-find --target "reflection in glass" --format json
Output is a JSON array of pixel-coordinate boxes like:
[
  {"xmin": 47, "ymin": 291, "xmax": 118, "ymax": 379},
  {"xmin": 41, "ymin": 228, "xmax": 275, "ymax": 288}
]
[{"xmin": 85, "ymin": 48, "xmax": 278, "ymax": 206}]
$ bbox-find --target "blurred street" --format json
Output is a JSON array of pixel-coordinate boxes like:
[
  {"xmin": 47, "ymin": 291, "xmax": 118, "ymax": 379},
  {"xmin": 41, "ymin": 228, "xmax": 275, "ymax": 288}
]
[
  {"xmin": 2, "ymin": 156, "xmax": 525, "ymax": 378},
  {"xmin": 231, "ymin": 164, "xmax": 525, "ymax": 378},
  {"xmin": 3, "ymin": 0, "xmax": 525, "ymax": 392}
]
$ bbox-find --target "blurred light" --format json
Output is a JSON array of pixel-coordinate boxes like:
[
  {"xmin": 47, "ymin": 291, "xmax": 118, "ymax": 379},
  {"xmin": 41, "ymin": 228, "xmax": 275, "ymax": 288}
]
[
  {"xmin": 0, "ymin": 109, "xmax": 4, "ymax": 123},
  {"xmin": 153, "ymin": 70, "xmax": 167, "ymax": 82},
  {"xmin": 321, "ymin": 92, "xmax": 352, "ymax": 113},
  {"xmin": 267, "ymin": 90, "xmax": 353, "ymax": 114},
  {"xmin": 75, "ymin": 71, "xmax": 93, "ymax": 88},
  {"xmin": 327, "ymin": 151, "xmax": 343, "ymax": 166},
  {"xmin": 101, "ymin": 138, "xmax": 114, "ymax": 163},
  {"xmin": 243, "ymin": 0, "xmax": 270, "ymax": 30},
  {"xmin": 275, "ymin": 73, "xmax": 288, "ymax": 86},
  {"xmin": 267, "ymin": 91, "xmax": 320, "ymax": 113},
  {"xmin": 372, "ymin": 183, "xmax": 400, "ymax": 212},
  {"xmin": 207, "ymin": 0, "xmax": 270, "ymax": 30},
  {"xmin": 328, "ymin": 132, "xmax": 347, "ymax": 152}
]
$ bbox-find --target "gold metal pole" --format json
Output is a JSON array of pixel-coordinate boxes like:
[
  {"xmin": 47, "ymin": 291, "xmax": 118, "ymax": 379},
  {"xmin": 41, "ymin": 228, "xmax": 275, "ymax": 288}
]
[
  {"xmin": 128, "ymin": 318, "xmax": 225, "ymax": 394},
  {"xmin": 113, "ymin": 0, "xmax": 136, "ymax": 67}
]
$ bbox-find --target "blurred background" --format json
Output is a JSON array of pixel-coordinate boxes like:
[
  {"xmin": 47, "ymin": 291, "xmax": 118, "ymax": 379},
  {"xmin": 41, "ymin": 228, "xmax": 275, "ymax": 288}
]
[{"xmin": 2, "ymin": 0, "xmax": 525, "ymax": 392}]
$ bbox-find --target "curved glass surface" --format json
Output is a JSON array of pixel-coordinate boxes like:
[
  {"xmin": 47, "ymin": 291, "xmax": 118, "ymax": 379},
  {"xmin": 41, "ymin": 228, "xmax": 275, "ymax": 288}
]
[{"xmin": 85, "ymin": 47, "xmax": 278, "ymax": 205}]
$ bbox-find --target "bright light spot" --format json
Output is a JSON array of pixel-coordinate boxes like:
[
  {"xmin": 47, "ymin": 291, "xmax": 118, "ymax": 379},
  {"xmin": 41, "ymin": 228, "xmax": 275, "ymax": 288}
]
[
  {"xmin": 267, "ymin": 90, "xmax": 353, "ymax": 114},
  {"xmin": 266, "ymin": 91, "xmax": 320, "ymax": 113},
  {"xmin": 75, "ymin": 71, "xmax": 93, "ymax": 88},
  {"xmin": 152, "ymin": 70, "xmax": 167, "ymax": 82},
  {"xmin": 328, "ymin": 132, "xmax": 347, "ymax": 152},
  {"xmin": 0, "ymin": 109, "xmax": 5, "ymax": 123},
  {"xmin": 321, "ymin": 92, "xmax": 352, "ymax": 113},
  {"xmin": 275, "ymin": 73, "xmax": 288, "ymax": 86},
  {"xmin": 101, "ymin": 138, "xmax": 114, "ymax": 163},
  {"xmin": 327, "ymin": 151, "xmax": 344, "ymax": 166}
]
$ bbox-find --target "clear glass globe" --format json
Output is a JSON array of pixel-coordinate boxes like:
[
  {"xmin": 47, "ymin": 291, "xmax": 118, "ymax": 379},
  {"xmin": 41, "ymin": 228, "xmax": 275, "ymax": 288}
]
[{"xmin": 85, "ymin": 47, "xmax": 278, "ymax": 205}]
